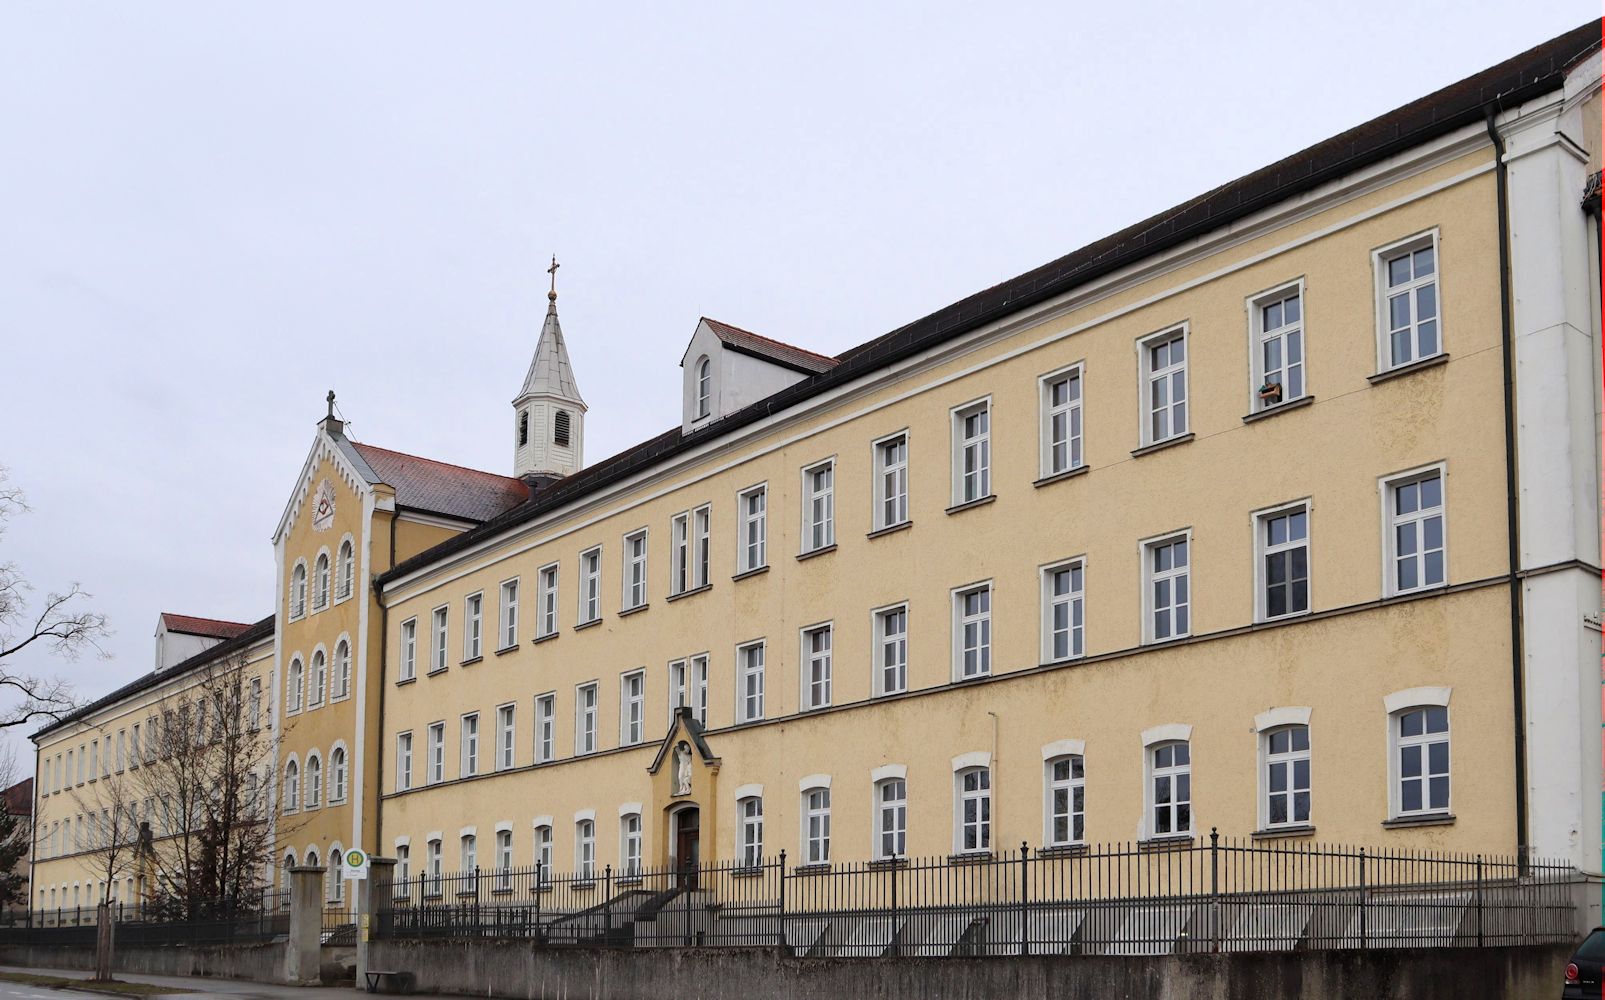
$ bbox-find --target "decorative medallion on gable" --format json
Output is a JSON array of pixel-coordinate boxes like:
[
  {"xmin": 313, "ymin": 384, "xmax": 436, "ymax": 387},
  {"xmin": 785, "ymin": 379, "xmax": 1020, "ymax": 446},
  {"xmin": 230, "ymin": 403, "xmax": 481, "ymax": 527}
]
[{"xmin": 311, "ymin": 479, "xmax": 337, "ymax": 532}]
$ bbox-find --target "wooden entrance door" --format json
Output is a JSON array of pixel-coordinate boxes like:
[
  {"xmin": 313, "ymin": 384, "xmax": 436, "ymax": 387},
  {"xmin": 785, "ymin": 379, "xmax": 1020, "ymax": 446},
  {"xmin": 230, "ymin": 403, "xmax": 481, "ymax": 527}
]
[{"xmin": 674, "ymin": 807, "xmax": 700, "ymax": 889}]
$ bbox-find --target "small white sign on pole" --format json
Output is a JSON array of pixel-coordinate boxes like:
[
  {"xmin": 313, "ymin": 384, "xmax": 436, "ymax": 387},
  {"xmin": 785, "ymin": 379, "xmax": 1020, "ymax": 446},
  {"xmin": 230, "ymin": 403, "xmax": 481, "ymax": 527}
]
[{"xmin": 343, "ymin": 848, "xmax": 369, "ymax": 880}]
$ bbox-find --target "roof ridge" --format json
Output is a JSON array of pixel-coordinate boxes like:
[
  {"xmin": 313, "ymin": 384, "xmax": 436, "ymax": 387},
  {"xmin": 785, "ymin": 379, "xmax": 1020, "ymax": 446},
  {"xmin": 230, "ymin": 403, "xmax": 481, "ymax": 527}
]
[
  {"xmin": 351, "ymin": 441, "xmax": 523, "ymax": 484},
  {"xmin": 701, "ymin": 317, "xmax": 838, "ymax": 365},
  {"xmin": 161, "ymin": 612, "xmax": 253, "ymax": 627}
]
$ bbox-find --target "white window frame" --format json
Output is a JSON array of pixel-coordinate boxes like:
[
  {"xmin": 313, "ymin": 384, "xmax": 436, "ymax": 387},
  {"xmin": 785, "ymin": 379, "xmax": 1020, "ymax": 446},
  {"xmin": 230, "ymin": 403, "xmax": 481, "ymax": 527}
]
[
  {"xmin": 426, "ymin": 722, "xmax": 445, "ymax": 785},
  {"xmin": 313, "ymin": 551, "xmax": 330, "ymax": 611},
  {"xmin": 336, "ymin": 538, "xmax": 355, "ymax": 602},
  {"xmin": 1138, "ymin": 325, "xmax": 1189, "ymax": 447},
  {"xmin": 498, "ymin": 578, "xmax": 520, "ymax": 651},
  {"xmin": 951, "ymin": 581, "xmax": 992, "ymax": 680},
  {"xmin": 536, "ymin": 563, "xmax": 560, "ymax": 638},
  {"xmin": 801, "ymin": 459, "xmax": 835, "ymax": 554},
  {"xmin": 872, "ymin": 430, "xmax": 910, "ymax": 531},
  {"xmin": 289, "ymin": 560, "xmax": 307, "ymax": 620},
  {"xmin": 1381, "ymin": 464, "xmax": 1448, "ymax": 598},
  {"xmin": 1373, "ymin": 229, "xmax": 1443, "ymax": 373},
  {"xmin": 801, "ymin": 784, "xmax": 831, "ymax": 865},
  {"xmin": 578, "ymin": 547, "xmax": 602, "ymax": 624},
  {"xmin": 954, "ymin": 765, "xmax": 992, "ymax": 855},
  {"xmin": 621, "ymin": 813, "xmax": 643, "ymax": 875},
  {"xmin": 800, "ymin": 623, "xmax": 833, "ymax": 710},
  {"xmin": 693, "ymin": 505, "xmax": 710, "ymax": 590},
  {"xmin": 534, "ymin": 824, "xmax": 553, "ymax": 877},
  {"xmin": 1248, "ymin": 279, "xmax": 1307, "ymax": 410},
  {"xmin": 464, "ymin": 592, "xmax": 483, "ymax": 660},
  {"xmin": 329, "ymin": 745, "xmax": 348, "ymax": 803},
  {"xmin": 737, "ymin": 484, "xmax": 767, "ymax": 573},
  {"xmin": 950, "ymin": 398, "xmax": 992, "ymax": 506},
  {"xmin": 1040, "ymin": 558, "xmax": 1086, "ymax": 663},
  {"xmin": 1039, "ymin": 364, "xmax": 1085, "ymax": 479},
  {"xmin": 694, "ymin": 356, "xmax": 712, "ymax": 419},
  {"xmin": 1145, "ymin": 737, "xmax": 1193, "ymax": 839},
  {"xmin": 430, "ymin": 606, "xmax": 449, "ymax": 674},
  {"xmin": 874, "ymin": 776, "xmax": 906, "ymax": 861},
  {"xmin": 620, "ymin": 670, "xmax": 646, "ymax": 746},
  {"xmin": 623, "ymin": 529, "xmax": 649, "ymax": 610},
  {"xmin": 738, "ymin": 795, "xmax": 764, "ymax": 867},
  {"xmin": 496, "ymin": 829, "xmax": 514, "ymax": 889},
  {"xmin": 737, "ymin": 640, "xmax": 765, "ymax": 723},
  {"xmin": 305, "ymin": 753, "xmax": 322, "ymax": 808},
  {"xmin": 1254, "ymin": 500, "xmax": 1311, "ymax": 622},
  {"xmin": 1386, "ymin": 689, "xmax": 1452, "ymax": 819},
  {"xmin": 309, "ymin": 648, "xmax": 327, "ymax": 706},
  {"xmin": 333, "ymin": 639, "xmax": 351, "ymax": 700},
  {"xmin": 399, "ymin": 619, "xmax": 417, "ymax": 681},
  {"xmin": 396, "ymin": 732, "xmax": 413, "ymax": 791},
  {"xmin": 534, "ymin": 693, "xmax": 556, "ymax": 764},
  {"xmin": 575, "ymin": 682, "xmax": 599, "ymax": 755},
  {"xmin": 287, "ymin": 657, "xmax": 305, "ymax": 712},
  {"xmin": 1044, "ymin": 752, "xmax": 1086, "ymax": 847},
  {"xmin": 1261, "ymin": 724, "xmax": 1312, "ymax": 830},
  {"xmin": 496, "ymin": 703, "xmax": 516, "ymax": 771},
  {"xmin": 671, "ymin": 511, "xmax": 691, "ymax": 595},
  {"xmin": 1141, "ymin": 530, "xmax": 1192, "ymax": 644},
  {"xmin": 460, "ymin": 712, "xmax": 480, "ymax": 778},
  {"xmin": 577, "ymin": 819, "xmax": 596, "ymax": 879},
  {"xmin": 872, "ymin": 602, "xmax": 908, "ymax": 697}
]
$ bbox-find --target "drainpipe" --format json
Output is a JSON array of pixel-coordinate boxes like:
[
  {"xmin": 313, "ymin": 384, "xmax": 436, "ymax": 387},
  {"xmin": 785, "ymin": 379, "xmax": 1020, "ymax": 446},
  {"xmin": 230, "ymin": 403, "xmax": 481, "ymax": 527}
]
[{"xmin": 1484, "ymin": 105, "xmax": 1528, "ymax": 856}]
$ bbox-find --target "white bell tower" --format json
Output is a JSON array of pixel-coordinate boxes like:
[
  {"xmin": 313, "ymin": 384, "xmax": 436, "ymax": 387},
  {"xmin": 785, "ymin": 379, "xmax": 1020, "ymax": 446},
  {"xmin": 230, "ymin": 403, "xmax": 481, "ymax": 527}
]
[{"xmin": 513, "ymin": 257, "xmax": 586, "ymax": 482}]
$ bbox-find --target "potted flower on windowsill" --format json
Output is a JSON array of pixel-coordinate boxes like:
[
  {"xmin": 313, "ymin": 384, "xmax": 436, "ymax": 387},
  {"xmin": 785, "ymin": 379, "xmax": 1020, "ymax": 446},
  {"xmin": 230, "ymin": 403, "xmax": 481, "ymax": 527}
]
[{"xmin": 1257, "ymin": 381, "xmax": 1283, "ymax": 405}]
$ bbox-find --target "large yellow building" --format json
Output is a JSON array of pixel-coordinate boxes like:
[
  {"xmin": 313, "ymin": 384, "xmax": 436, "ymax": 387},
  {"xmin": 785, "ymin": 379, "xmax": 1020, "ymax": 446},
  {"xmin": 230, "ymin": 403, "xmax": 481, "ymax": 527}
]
[{"xmin": 31, "ymin": 22, "xmax": 1605, "ymax": 924}]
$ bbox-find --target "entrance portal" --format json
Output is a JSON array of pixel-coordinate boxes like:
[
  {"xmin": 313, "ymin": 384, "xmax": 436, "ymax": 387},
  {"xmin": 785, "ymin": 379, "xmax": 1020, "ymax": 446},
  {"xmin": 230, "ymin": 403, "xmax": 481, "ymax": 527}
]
[{"xmin": 673, "ymin": 807, "xmax": 700, "ymax": 889}]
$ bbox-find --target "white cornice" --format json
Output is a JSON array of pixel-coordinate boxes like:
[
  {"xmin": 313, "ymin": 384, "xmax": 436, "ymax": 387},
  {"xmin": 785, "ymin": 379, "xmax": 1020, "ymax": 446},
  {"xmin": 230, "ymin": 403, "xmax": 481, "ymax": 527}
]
[{"xmin": 274, "ymin": 430, "xmax": 377, "ymax": 545}]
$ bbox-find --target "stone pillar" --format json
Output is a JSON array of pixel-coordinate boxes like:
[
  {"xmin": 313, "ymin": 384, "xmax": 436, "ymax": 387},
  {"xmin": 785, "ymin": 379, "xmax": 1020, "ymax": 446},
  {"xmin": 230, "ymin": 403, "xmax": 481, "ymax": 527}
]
[
  {"xmin": 286, "ymin": 865, "xmax": 326, "ymax": 986},
  {"xmin": 356, "ymin": 857, "xmax": 396, "ymax": 988}
]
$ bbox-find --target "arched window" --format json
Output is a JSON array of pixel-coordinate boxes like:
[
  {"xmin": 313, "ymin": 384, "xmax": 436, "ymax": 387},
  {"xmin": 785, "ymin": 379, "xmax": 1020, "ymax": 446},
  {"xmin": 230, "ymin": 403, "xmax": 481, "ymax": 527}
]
[
  {"xmin": 738, "ymin": 797, "xmax": 763, "ymax": 867},
  {"xmin": 517, "ymin": 410, "xmax": 529, "ymax": 447},
  {"xmin": 305, "ymin": 754, "xmax": 322, "ymax": 808},
  {"xmin": 426, "ymin": 839, "xmax": 443, "ymax": 897},
  {"xmin": 333, "ymin": 640, "xmax": 351, "ymax": 699},
  {"xmin": 695, "ymin": 357, "xmax": 712, "ymax": 418},
  {"xmin": 554, "ymin": 409, "xmax": 571, "ymax": 447},
  {"xmin": 310, "ymin": 650, "xmax": 326, "ymax": 707},
  {"xmin": 620, "ymin": 814, "xmax": 642, "ymax": 875},
  {"xmin": 313, "ymin": 552, "xmax": 330, "ymax": 610},
  {"xmin": 1263, "ymin": 725, "xmax": 1311, "ymax": 829},
  {"xmin": 281, "ymin": 852, "xmax": 296, "ymax": 904},
  {"xmin": 290, "ymin": 563, "xmax": 307, "ymax": 618},
  {"xmin": 329, "ymin": 747, "xmax": 348, "ymax": 803},
  {"xmin": 1045, "ymin": 755, "xmax": 1086, "ymax": 847},
  {"xmin": 337, "ymin": 540, "xmax": 355, "ymax": 600},
  {"xmin": 533, "ymin": 825, "xmax": 553, "ymax": 885},
  {"xmin": 287, "ymin": 658, "xmax": 303, "ymax": 712},
  {"xmin": 328, "ymin": 843, "xmax": 345, "ymax": 902},
  {"xmin": 576, "ymin": 820, "xmax": 595, "ymax": 878},
  {"xmin": 801, "ymin": 786, "xmax": 831, "ymax": 865},
  {"xmin": 305, "ymin": 847, "xmax": 320, "ymax": 872},
  {"xmin": 283, "ymin": 761, "xmax": 300, "ymax": 812}
]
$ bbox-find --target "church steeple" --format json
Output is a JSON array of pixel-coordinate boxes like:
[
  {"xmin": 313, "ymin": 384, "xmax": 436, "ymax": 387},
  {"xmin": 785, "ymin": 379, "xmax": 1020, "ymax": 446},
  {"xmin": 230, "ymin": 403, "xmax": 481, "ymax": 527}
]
[{"xmin": 513, "ymin": 256, "xmax": 586, "ymax": 482}]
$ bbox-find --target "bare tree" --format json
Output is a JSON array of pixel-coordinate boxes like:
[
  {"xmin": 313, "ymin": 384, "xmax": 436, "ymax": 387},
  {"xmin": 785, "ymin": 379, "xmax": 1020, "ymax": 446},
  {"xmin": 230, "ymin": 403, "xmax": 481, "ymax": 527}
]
[
  {"xmin": 125, "ymin": 650, "xmax": 287, "ymax": 919},
  {"xmin": 69, "ymin": 768, "xmax": 143, "ymax": 981},
  {"xmin": 0, "ymin": 467, "xmax": 108, "ymax": 728}
]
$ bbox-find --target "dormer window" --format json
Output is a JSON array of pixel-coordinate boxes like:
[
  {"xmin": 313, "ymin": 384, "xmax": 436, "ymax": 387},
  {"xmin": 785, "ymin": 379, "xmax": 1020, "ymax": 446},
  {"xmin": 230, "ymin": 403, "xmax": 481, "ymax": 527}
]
[
  {"xmin": 695, "ymin": 357, "xmax": 712, "ymax": 419},
  {"xmin": 554, "ymin": 409, "xmax": 571, "ymax": 447}
]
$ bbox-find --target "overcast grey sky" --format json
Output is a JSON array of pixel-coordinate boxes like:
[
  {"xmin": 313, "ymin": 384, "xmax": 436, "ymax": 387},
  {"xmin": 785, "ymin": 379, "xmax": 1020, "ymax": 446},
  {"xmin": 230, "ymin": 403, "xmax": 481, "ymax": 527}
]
[{"xmin": 1, "ymin": 1, "xmax": 1595, "ymax": 762}]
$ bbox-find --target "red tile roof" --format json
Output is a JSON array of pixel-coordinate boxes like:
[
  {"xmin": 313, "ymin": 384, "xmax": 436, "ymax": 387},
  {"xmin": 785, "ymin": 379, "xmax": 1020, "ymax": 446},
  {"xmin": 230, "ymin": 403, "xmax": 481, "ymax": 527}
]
[
  {"xmin": 701, "ymin": 318, "xmax": 839, "ymax": 375},
  {"xmin": 353, "ymin": 443, "xmax": 530, "ymax": 524},
  {"xmin": 3, "ymin": 779, "xmax": 31, "ymax": 818},
  {"xmin": 159, "ymin": 613, "xmax": 255, "ymax": 640}
]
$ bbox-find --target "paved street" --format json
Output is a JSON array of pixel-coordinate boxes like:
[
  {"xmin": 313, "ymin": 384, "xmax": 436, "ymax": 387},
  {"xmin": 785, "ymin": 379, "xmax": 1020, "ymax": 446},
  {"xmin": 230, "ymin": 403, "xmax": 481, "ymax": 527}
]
[{"xmin": 0, "ymin": 967, "xmax": 411, "ymax": 1000}]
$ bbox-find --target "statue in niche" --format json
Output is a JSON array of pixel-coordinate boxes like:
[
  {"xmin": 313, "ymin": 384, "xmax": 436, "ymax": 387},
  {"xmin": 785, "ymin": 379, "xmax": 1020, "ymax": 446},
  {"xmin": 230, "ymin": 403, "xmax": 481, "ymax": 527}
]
[{"xmin": 673, "ymin": 741, "xmax": 693, "ymax": 796}]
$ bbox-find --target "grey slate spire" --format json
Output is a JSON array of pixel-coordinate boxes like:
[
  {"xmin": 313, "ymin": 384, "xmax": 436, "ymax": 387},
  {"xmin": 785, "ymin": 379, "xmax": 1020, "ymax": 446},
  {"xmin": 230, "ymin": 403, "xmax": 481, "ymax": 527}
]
[{"xmin": 513, "ymin": 257, "xmax": 587, "ymax": 481}]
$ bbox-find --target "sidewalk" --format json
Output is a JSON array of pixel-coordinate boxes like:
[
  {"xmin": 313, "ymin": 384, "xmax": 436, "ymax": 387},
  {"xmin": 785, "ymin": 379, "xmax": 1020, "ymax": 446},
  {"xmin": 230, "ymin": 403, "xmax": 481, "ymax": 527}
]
[{"xmin": 0, "ymin": 965, "xmax": 473, "ymax": 1000}]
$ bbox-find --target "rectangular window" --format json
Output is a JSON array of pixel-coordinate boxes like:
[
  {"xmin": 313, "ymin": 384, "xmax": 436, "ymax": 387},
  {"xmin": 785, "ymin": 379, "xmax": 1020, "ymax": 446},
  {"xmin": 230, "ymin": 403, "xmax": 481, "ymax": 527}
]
[
  {"xmin": 952, "ymin": 401, "xmax": 991, "ymax": 505},
  {"xmin": 874, "ymin": 605, "xmax": 908, "ymax": 696},
  {"xmin": 802, "ymin": 624, "xmax": 832, "ymax": 710},
  {"xmin": 431, "ymin": 606, "xmax": 449, "ymax": 673},
  {"xmin": 803, "ymin": 787, "xmax": 831, "ymax": 865},
  {"xmin": 578, "ymin": 547, "xmax": 602, "ymax": 624},
  {"xmin": 1376, "ymin": 233, "xmax": 1441, "ymax": 371},
  {"xmin": 689, "ymin": 654, "xmax": 708, "ymax": 725},
  {"xmin": 131, "ymin": 722, "xmax": 144, "ymax": 763},
  {"xmin": 577, "ymin": 820, "xmax": 596, "ymax": 878},
  {"xmin": 1386, "ymin": 469, "xmax": 1445, "ymax": 595},
  {"xmin": 396, "ymin": 732, "xmax": 413, "ymax": 791},
  {"xmin": 739, "ymin": 797, "xmax": 764, "ymax": 867},
  {"xmin": 496, "ymin": 704, "xmax": 516, "ymax": 771},
  {"xmin": 738, "ymin": 485, "xmax": 767, "ymax": 572},
  {"xmin": 1040, "ymin": 366, "xmax": 1084, "ymax": 477},
  {"xmin": 957, "ymin": 767, "xmax": 992, "ymax": 853},
  {"xmin": 1149, "ymin": 741, "xmax": 1192, "ymax": 837},
  {"xmin": 427, "ymin": 840, "xmax": 442, "ymax": 896},
  {"xmin": 802, "ymin": 461, "xmax": 835, "ymax": 553},
  {"xmin": 460, "ymin": 713, "xmax": 479, "ymax": 777},
  {"xmin": 954, "ymin": 583, "xmax": 992, "ymax": 679},
  {"xmin": 672, "ymin": 512, "xmax": 690, "ymax": 595},
  {"xmin": 1144, "ymin": 534, "xmax": 1190, "ymax": 643},
  {"xmin": 1046, "ymin": 755, "xmax": 1086, "ymax": 846},
  {"xmin": 738, "ymin": 641, "xmax": 765, "ymax": 722},
  {"xmin": 426, "ymin": 723, "xmax": 445, "ymax": 785},
  {"xmin": 496, "ymin": 830, "xmax": 514, "ymax": 889},
  {"xmin": 876, "ymin": 779, "xmax": 906, "ymax": 860},
  {"xmin": 400, "ymin": 619, "xmax": 417, "ymax": 681},
  {"xmin": 873, "ymin": 433, "xmax": 909, "ymax": 530},
  {"xmin": 624, "ymin": 530, "xmax": 649, "ymax": 609},
  {"xmin": 576, "ymin": 683, "xmax": 598, "ymax": 755},
  {"xmin": 1252, "ymin": 284, "xmax": 1305, "ymax": 409},
  {"xmin": 1042, "ymin": 560, "xmax": 1085, "ymax": 662},
  {"xmin": 1257, "ymin": 504, "xmax": 1310, "ymax": 620},
  {"xmin": 534, "ymin": 825, "xmax": 553, "ymax": 876},
  {"xmin": 1141, "ymin": 327, "xmax": 1188, "ymax": 446},
  {"xmin": 1264, "ymin": 725, "xmax": 1311, "ymax": 828},
  {"xmin": 535, "ymin": 694, "xmax": 555, "ymax": 764},
  {"xmin": 536, "ymin": 563, "xmax": 559, "ymax": 638},
  {"xmin": 621, "ymin": 671, "xmax": 645, "ymax": 745},
  {"xmin": 693, "ymin": 505, "xmax": 710, "ymax": 590},
  {"xmin": 669, "ymin": 657, "xmax": 709, "ymax": 726},
  {"xmin": 498, "ymin": 579, "xmax": 519, "ymax": 651},
  {"xmin": 1395, "ymin": 706, "xmax": 1450, "ymax": 816},
  {"xmin": 464, "ymin": 592, "xmax": 483, "ymax": 660},
  {"xmin": 622, "ymin": 815, "xmax": 643, "ymax": 875}
]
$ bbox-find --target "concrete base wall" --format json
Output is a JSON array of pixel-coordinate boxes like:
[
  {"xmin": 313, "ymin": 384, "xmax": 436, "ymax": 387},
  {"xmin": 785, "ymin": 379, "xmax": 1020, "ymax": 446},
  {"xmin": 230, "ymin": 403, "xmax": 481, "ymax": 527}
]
[
  {"xmin": 368, "ymin": 940, "xmax": 1573, "ymax": 1000},
  {"xmin": 0, "ymin": 942, "xmax": 286, "ymax": 984}
]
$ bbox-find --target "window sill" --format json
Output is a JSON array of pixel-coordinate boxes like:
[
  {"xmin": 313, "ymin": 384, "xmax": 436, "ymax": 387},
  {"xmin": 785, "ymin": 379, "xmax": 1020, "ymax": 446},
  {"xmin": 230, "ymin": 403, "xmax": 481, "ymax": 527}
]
[
  {"xmin": 1252, "ymin": 825, "xmax": 1316, "ymax": 840},
  {"xmin": 425, "ymin": 667, "xmax": 447, "ymax": 678},
  {"xmin": 945, "ymin": 495, "xmax": 997, "ymax": 516},
  {"xmin": 796, "ymin": 544, "xmax": 837, "ymax": 562},
  {"xmin": 1033, "ymin": 465, "xmax": 1090, "ymax": 489},
  {"xmin": 489, "ymin": 887, "xmax": 515, "ymax": 896},
  {"xmin": 1138, "ymin": 835, "xmax": 1195, "ymax": 852},
  {"xmin": 1382, "ymin": 812, "xmax": 1455, "ymax": 830},
  {"xmin": 790, "ymin": 863, "xmax": 832, "ymax": 876},
  {"xmin": 1130, "ymin": 433, "xmax": 1194, "ymax": 459},
  {"xmin": 1034, "ymin": 844, "xmax": 1089, "ymax": 859},
  {"xmin": 574, "ymin": 618, "xmax": 603, "ymax": 632},
  {"xmin": 394, "ymin": 678, "xmax": 416, "ymax": 687},
  {"xmin": 493, "ymin": 645, "xmax": 519, "ymax": 657},
  {"xmin": 422, "ymin": 893, "xmax": 443, "ymax": 901},
  {"xmin": 616, "ymin": 876, "xmax": 644, "ymax": 888},
  {"xmin": 947, "ymin": 851, "xmax": 995, "ymax": 865},
  {"xmin": 618, "ymin": 604, "xmax": 650, "ymax": 619},
  {"xmin": 1242, "ymin": 394, "xmax": 1314, "ymax": 424},
  {"xmin": 531, "ymin": 632, "xmax": 559, "ymax": 645},
  {"xmin": 732, "ymin": 565, "xmax": 770, "ymax": 582},
  {"xmin": 665, "ymin": 583, "xmax": 713, "ymax": 604},
  {"xmin": 571, "ymin": 881, "xmax": 597, "ymax": 891},
  {"xmin": 455, "ymin": 891, "xmax": 477, "ymax": 900},
  {"xmin": 866, "ymin": 857, "xmax": 910, "ymax": 870},
  {"xmin": 731, "ymin": 866, "xmax": 767, "ymax": 879},
  {"xmin": 459, "ymin": 656, "xmax": 483, "ymax": 668},
  {"xmin": 1368, "ymin": 352, "xmax": 1449, "ymax": 385},
  {"xmin": 866, "ymin": 520, "xmax": 913, "ymax": 540}
]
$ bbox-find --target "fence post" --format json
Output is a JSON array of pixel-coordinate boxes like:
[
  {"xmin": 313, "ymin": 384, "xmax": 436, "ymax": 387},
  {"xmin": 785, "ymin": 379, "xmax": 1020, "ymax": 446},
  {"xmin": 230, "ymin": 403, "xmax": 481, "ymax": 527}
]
[
  {"xmin": 604, "ymin": 864, "xmax": 613, "ymax": 942},
  {"xmin": 889, "ymin": 852, "xmax": 900, "ymax": 957},
  {"xmin": 1019, "ymin": 841, "xmax": 1030, "ymax": 956},
  {"xmin": 777, "ymin": 850, "xmax": 787, "ymax": 951},
  {"xmin": 1475, "ymin": 854, "xmax": 1484, "ymax": 948},
  {"xmin": 1358, "ymin": 848, "xmax": 1368, "ymax": 950},
  {"xmin": 1209, "ymin": 828, "xmax": 1220, "ymax": 954},
  {"xmin": 534, "ymin": 861, "xmax": 543, "ymax": 944}
]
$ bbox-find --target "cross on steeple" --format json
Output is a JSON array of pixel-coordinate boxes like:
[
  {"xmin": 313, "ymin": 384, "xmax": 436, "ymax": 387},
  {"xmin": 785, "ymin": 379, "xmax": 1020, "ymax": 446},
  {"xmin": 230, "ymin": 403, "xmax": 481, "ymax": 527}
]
[{"xmin": 547, "ymin": 255, "xmax": 560, "ymax": 302}]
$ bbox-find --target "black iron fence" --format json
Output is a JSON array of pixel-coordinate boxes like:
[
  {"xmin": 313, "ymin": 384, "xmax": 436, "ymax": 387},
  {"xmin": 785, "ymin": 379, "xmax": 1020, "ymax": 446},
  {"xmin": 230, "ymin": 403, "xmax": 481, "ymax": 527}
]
[
  {"xmin": 372, "ymin": 831, "xmax": 1584, "ymax": 957},
  {"xmin": 1, "ymin": 891, "xmax": 290, "ymax": 946}
]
